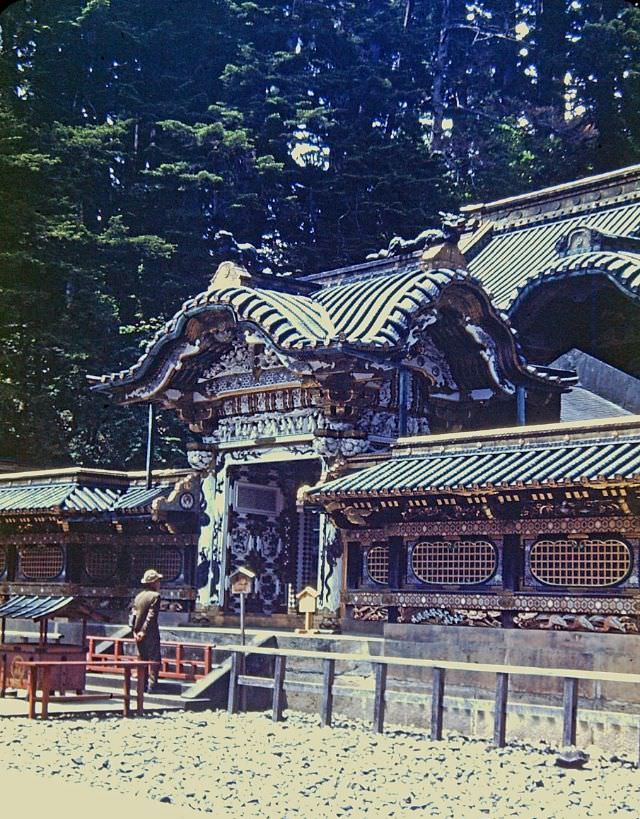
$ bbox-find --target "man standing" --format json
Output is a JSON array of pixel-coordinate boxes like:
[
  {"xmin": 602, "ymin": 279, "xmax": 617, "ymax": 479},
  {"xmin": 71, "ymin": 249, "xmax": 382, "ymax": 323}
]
[{"xmin": 132, "ymin": 569, "xmax": 163, "ymax": 692}]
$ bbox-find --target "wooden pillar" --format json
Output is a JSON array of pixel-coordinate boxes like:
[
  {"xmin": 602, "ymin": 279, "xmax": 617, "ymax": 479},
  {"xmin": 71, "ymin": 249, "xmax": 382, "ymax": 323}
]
[
  {"xmin": 398, "ymin": 367, "xmax": 410, "ymax": 437},
  {"xmin": 346, "ymin": 541, "xmax": 363, "ymax": 589},
  {"xmin": 372, "ymin": 662, "xmax": 387, "ymax": 734},
  {"xmin": 431, "ymin": 667, "xmax": 445, "ymax": 740},
  {"xmin": 0, "ymin": 653, "xmax": 6, "ymax": 698},
  {"xmin": 136, "ymin": 666, "xmax": 146, "ymax": 715},
  {"xmin": 387, "ymin": 537, "xmax": 404, "ymax": 623},
  {"xmin": 27, "ymin": 666, "xmax": 37, "ymax": 720},
  {"xmin": 227, "ymin": 651, "xmax": 240, "ymax": 714},
  {"xmin": 516, "ymin": 385, "xmax": 526, "ymax": 426},
  {"xmin": 41, "ymin": 666, "xmax": 51, "ymax": 720},
  {"xmin": 320, "ymin": 658, "xmax": 335, "ymax": 727},
  {"xmin": 562, "ymin": 677, "xmax": 579, "ymax": 747},
  {"xmin": 204, "ymin": 646, "xmax": 213, "ymax": 676},
  {"xmin": 123, "ymin": 667, "xmax": 131, "ymax": 717},
  {"xmin": 493, "ymin": 672, "xmax": 509, "ymax": 747},
  {"xmin": 272, "ymin": 655, "xmax": 286, "ymax": 722}
]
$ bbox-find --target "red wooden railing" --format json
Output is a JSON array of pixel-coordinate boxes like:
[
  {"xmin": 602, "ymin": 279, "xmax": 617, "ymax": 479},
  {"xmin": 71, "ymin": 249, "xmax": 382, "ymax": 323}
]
[{"xmin": 86, "ymin": 636, "xmax": 215, "ymax": 681}]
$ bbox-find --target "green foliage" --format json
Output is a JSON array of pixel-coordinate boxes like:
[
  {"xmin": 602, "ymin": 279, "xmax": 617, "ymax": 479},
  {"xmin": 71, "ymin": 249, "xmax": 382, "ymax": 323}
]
[{"xmin": 0, "ymin": 0, "xmax": 638, "ymax": 469}]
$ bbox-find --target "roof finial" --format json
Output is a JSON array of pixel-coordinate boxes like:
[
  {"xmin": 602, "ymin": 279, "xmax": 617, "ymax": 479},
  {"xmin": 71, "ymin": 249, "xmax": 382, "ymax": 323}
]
[{"xmin": 209, "ymin": 260, "xmax": 253, "ymax": 290}]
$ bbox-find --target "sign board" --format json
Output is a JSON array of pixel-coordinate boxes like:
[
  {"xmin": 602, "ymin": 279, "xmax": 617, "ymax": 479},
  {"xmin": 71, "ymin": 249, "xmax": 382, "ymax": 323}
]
[
  {"xmin": 230, "ymin": 566, "xmax": 256, "ymax": 595},
  {"xmin": 296, "ymin": 586, "xmax": 319, "ymax": 614}
]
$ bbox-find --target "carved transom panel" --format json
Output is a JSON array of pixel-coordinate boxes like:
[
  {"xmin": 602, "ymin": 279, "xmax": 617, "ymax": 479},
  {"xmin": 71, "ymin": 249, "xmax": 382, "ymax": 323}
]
[
  {"xmin": 18, "ymin": 545, "xmax": 64, "ymax": 580},
  {"xmin": 410, "ymin": 540, "xmax": 497, "ymax": 585},
  {"xmin": 365, "ymin": 545, "xmax": 389, "ymax": 585},
  {"xmin": 529, "ymin": 538, "xmax": 632, "ymax": 587}
]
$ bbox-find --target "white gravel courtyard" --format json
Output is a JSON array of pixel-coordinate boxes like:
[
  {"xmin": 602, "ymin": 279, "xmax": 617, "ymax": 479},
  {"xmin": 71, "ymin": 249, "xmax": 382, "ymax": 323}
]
[{"xmin": 2, "ymin": 709, "xmax": 640, "ymax": 818}]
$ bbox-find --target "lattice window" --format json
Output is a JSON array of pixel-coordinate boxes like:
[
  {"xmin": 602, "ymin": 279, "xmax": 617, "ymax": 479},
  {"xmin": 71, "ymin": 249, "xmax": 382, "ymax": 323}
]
[
  {"xmin": 366, "ymin": 545, "xmax": 389, "ymax": 585},
  {"xmin": 84, "ymin": 548, "xmax": 120, "ymax": 581},
  {"xmin": 130, "ymin": 547, "xmax": 182, "ymax": 583},
  {"xmin": 411, "ymin": 540, "xmax": 496, "ymax": 585},
  {"xmin": 19, "ymin": 545, "xmax": 64, "ymax": 580},
  {"xmin": 0, "ymin": 546, "xmax": 5, "ymax": 577},
  {"xmin": 530, "ymin": 538, "xmax": 631, "ymax": 587}
]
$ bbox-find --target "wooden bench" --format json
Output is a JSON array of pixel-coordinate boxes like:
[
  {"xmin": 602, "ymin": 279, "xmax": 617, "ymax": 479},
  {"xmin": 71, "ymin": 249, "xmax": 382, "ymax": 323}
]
[
  {"xmin": 15, "ymin": 659, "xmax": 151, "ymax": 720},
  {"xmin": 223, "ymin": 643, "xmax": 640, "ymax": 764}
]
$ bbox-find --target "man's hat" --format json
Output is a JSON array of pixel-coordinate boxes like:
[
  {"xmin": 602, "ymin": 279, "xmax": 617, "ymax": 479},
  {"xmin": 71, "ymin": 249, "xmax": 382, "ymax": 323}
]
[{"xmin": 141, "ymin": 568, "xmax": 163, "ymax": 584}]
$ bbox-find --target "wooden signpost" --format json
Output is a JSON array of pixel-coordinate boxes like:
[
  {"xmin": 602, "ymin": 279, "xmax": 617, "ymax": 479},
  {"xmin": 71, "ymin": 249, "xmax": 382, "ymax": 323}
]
[
  {"xmin": 295, "ymin": 586, "xmax": 320, "ymax": 634},
  {"xmin": 230, "ymin": 567, "xmax": 256, "ymax": 646},
  {"xmin": 230, "ymin": 567, "xmax": 256, "ymax": 712}
]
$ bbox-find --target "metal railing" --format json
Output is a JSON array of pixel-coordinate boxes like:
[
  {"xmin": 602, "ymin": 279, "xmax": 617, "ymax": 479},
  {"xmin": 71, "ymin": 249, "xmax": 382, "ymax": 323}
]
[
  {"xmin": 86, "ymin": 636, "xmax": 214, "ymax": 681},
  {"xmin": 224, "ymin": 643, "xmax": 640, "ymax": 765}
]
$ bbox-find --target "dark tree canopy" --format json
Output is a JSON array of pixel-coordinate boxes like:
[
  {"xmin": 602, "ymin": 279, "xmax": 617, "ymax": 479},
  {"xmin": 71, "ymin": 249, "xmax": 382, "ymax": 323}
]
[{"xmin": 1, "ymin": 0, "xmax": 638, "ymax": 467}]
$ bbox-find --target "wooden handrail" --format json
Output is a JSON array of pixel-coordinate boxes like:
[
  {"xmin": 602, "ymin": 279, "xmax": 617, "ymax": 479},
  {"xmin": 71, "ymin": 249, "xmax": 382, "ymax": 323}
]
[
  {"xmin": 86, "ymin": 636, "xmax": 215, "ymax": 681},
  {"xmin": 220, "ymin": 643, "xmax": 640, "ymax": 685},
  {"xmin": 223, "ymin": 643, "xmax": 640, "ymax": 766}
]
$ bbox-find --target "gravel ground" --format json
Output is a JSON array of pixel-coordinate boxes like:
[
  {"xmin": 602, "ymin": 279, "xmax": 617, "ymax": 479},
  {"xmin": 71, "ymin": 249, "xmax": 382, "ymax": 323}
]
[{"xmin": 2, "ymin": 709, "xmax": 640, "ymax": 818}]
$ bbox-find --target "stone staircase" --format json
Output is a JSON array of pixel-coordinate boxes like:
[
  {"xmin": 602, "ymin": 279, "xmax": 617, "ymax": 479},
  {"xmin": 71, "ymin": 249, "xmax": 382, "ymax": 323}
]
[{"xmin": 83, "ymin": 670, "xmax": 195, "ymax": 710}]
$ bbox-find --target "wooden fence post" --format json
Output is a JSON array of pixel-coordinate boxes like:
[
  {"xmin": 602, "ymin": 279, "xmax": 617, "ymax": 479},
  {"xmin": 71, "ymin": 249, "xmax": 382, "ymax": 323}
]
[
  {"xmin": 136, "ymin": 665, "xmax": 146, "ymax": 715},
  {"xmin": 204, "ymin": 646, "xmax": 213, "ymax": 676},
  {"xmin": 320, "ymin": 658, "xmax": 335, "ymax": 727},
  {"xmin": 562, "ymin": 677, "xmax": 579, "ymax": 747},
  {"xmin": 122, "ymin": 667, "xmax": 131, "ymax": 717},
  {"xmin": 493, "ymin": 672, "xmax": 509, "ymax": 747},
  {"xmin": 227, "ymin": 651, "xmax": 240, "ymax": 714},
  {"xmin": 431, "ymin": 667, "xmax": 445, "ymax": 741},
  {"xmin": 40, "ymin": 666, "xmax": 51, "ymax": 720},
  {"xmin": 373, "ymin": 662, "xmax": 387, "ymax": 734},
  {"xmin": 272, "ymin": 655, "xmax": 286, "ymax": 722},
  {"xmin": 27, "ymin": 666, "xmax": 37, "ymax": 720}
]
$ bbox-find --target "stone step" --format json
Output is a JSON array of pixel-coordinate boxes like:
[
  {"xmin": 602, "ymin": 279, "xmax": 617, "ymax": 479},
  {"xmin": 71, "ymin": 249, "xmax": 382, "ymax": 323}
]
[
  {"xmin": 86, "ymin": 671, "xmax": 187, "ymax": 695},
  {"xmin": 84, "ymin": 681, "xmax": 187, "ymax": 710}
]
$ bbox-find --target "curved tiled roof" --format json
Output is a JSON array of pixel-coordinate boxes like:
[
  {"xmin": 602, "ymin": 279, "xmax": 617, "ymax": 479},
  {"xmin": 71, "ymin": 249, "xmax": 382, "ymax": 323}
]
[
  {"xmin": 90, "ymin": 267, "xmax": 464, "ymax": 390},
  {"xmin": 0, "ymin": 482, "xmax": 170, "ymax": 514},
  {"xmin": 314, "ymin": 268, "xmax": 452, "ymax": 345},
  {"xmin": 466, "ymin": 202, "xmax": 640, "ymax": 309},
  {"xmin": 188, "ymin": 285, "xmax": 329, "ymax": 348},
  {"xmin": 509, "ymin": 251, "xmax": 640, "ymax": 314},
  {"xmin": 312, "ymin": 433, "xmax": 640, "ymax": 497}
]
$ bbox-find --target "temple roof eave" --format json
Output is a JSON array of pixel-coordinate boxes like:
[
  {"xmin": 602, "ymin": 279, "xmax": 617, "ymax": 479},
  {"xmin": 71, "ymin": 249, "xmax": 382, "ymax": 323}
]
[
  {"xmin": 306, "ymin": 416, "xmax": 640, "ymax": 503},
  {"xmin": 90, "ymin": 265, "xmax": 574, "ymax": 405}
]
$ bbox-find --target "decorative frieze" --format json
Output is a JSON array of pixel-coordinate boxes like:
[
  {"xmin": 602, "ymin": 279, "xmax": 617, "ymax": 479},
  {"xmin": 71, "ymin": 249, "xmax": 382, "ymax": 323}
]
[
  {"xmin": 346, "ymin": 589, "xmax": 640, "ymax": 616},
  {"xmin": 513, "ymin": 611, "xmax": 638, "ymax": 633},
  {"xmin": 219, "ymin": 387, "xmax": 321, "ymax": 419},
  {"xmin": 215, "ymin": 407, "xmax": 322, "ymax": 443},
  {"xmin": 352, "ymin": 515, "xmax": 640, "ymax": 544},
  {"xmin": 0, "ymin": 532, "xmax": 198, "ymax": 546},
  {"xmin": 201, "ymin": 338, "xmax": 285, "ymax": 380},
  {"xmin": 398, "ymin": 606, "xmax": 502, "ymax": 628},
  {"xmin": 313, "ymin": 435, "xmax": 372, "ymax": 459},
  {"xmin": 353, "ymin": 604, "xmax": 388, "ymax": 622}
]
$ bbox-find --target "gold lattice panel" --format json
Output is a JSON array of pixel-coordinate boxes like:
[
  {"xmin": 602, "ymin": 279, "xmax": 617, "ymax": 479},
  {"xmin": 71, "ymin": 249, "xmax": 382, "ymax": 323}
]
[
  {"xmin": 365, "ymin": 545, "xmax": 389, "ymax": 585},
  {"xmin": 411, "ymin": 540, "xmax": 496, "ymax": 585},
  {"xmin": 18, "ymin": 546, "xmax": 64, "ymax": 580},
  {"xmin": 130, "ymin": 547, "xmax": 183, "ymax": 582},
  {"xmin": 529, "ymin": 538, "xmax": 631, "ymax": 587},
  {"xmin": 84, "ymin": 548, "xmax": 120, "ymax": 581}
]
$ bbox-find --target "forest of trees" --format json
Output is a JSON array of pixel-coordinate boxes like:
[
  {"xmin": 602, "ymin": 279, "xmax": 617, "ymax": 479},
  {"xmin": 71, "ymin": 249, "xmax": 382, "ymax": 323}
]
[{"xmin": 1, "ymin": 0, "xmax": 639, "ymax": 468}]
